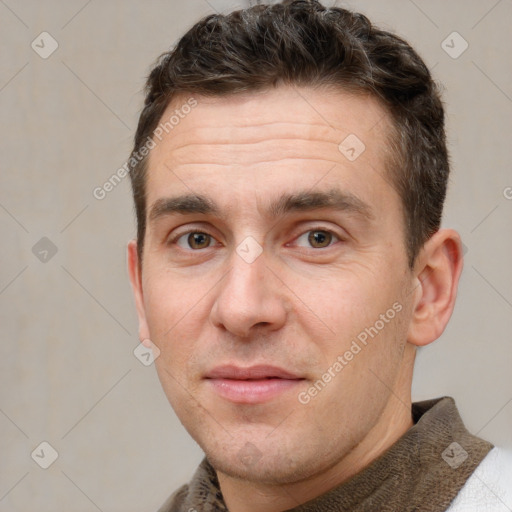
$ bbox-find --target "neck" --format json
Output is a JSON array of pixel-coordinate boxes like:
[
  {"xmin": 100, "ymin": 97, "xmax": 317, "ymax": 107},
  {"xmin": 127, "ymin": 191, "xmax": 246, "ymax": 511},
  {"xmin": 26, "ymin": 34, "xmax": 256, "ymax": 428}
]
[{"xmin": 217, "ymin": 345, "xmax": 416, "ymax": 512}]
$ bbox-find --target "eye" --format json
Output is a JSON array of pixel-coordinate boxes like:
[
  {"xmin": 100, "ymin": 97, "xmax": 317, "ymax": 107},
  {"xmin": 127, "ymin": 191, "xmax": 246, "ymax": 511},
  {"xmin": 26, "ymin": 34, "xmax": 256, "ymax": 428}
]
[
  {"xmin": 295, "ymin": 229, "xmax": 340, "ymax": 249},
  {"xmin": 175, "ymin": 231, "xmax": 216, "ymax": 250}
]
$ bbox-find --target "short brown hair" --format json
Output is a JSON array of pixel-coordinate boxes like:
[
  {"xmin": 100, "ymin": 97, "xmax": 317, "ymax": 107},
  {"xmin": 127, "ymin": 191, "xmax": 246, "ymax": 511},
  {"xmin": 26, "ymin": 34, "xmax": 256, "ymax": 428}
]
[{"xmin": 129, "ymin": 0, "xmax": 448, "ymax": 270}]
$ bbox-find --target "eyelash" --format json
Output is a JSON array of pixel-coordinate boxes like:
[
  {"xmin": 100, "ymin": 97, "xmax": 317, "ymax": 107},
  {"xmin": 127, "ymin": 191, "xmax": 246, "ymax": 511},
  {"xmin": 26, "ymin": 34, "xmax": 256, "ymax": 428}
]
[{"xmin": 170, "ymin": 227, "xmax": 343, "ymax": 250}]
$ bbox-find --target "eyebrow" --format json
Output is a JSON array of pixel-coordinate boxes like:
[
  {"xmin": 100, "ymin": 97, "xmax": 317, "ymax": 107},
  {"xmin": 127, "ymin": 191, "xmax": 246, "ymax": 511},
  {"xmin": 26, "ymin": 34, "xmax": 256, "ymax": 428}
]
[
  {"xmin": 268, "ymin": 189, "xmax": 375, "ymax": 221},
  {"xmin": 148, "ymin": 188, "xmax": 375, "ymax": 224},
  {"xmin": 149, "ymin": 194, "xmax": 219, "ymax": 222}
]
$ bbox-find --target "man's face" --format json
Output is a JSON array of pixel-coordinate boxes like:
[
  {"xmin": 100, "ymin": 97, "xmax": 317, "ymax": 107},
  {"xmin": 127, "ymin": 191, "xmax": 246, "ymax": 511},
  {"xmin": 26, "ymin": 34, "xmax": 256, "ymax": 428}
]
[{"xmin": 129, "ymin": 86, "xmax": 417, "ymax": 484}]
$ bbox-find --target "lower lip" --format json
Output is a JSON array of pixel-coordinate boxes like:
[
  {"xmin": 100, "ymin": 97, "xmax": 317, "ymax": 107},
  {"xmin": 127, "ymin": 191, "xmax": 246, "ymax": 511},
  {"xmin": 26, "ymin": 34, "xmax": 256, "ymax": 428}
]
[{"xmin": 207, "ymin": 378, "xmax": 304, "ymax": 404}]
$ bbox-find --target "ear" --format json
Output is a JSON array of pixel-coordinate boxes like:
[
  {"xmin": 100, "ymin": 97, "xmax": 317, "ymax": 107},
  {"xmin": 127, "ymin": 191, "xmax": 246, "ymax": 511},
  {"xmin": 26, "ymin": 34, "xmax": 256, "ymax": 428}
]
[
  {"xmin": 127, "ymin": 239, "xmax": 151, "ymax": 342},
  {"xmin": 407, "ymin": 229, "xmax": 464, "ymax": 347}
]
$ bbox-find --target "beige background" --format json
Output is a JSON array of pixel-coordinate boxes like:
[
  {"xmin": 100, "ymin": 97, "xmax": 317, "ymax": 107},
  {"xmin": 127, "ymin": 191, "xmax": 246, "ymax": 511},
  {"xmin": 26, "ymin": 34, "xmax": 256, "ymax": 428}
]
[{"xmin": 0, "ymin": 0, "xmax": 511, "ymax": 510}]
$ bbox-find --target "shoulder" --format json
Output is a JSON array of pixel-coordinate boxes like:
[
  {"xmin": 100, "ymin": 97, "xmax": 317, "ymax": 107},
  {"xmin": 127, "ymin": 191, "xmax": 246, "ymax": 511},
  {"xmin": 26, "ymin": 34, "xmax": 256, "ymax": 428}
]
[
  {"xmin": 447, "ymin": 447, "xmax": 512, "ymax": 511},
  {"xmin": 155, "ymin": 457, "xmax": 224, "ymax": 512},
  {"xmin": 156, "ymin": 483, "xmax": 189, "ymax": 512}
]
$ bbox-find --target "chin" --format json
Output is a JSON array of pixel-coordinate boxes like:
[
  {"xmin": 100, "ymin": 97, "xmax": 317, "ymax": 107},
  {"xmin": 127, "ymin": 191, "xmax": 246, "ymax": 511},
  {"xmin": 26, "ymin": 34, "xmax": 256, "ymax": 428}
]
[{"xmin": 201, "ymin": 435, "xmax": 331, "ymax": 485}]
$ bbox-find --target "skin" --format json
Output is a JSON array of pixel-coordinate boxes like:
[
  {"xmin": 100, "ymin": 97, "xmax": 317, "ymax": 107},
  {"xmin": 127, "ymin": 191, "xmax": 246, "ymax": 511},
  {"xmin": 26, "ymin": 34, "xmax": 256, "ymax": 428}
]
[{"xmin": 127, "ymin": 85, "xmax": 463, "ymax": 512}]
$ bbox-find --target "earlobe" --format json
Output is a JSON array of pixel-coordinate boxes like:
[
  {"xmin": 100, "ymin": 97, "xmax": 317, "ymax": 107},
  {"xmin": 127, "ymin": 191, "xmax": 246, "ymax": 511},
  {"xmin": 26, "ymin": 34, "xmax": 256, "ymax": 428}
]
[
  {"xmin": 407, "ymin": 229, "xmax": 464, "ymax": 347},
  {"xmin": 127, "ymin": 240, "xmax": 151, "ymax": 342}
]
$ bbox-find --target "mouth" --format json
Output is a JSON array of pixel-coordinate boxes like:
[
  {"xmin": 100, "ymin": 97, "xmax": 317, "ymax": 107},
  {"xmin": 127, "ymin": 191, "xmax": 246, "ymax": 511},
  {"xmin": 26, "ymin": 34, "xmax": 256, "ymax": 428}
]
[{"xmin": 205, "ymin": 365, "xmax": 305, "ymax": 404}]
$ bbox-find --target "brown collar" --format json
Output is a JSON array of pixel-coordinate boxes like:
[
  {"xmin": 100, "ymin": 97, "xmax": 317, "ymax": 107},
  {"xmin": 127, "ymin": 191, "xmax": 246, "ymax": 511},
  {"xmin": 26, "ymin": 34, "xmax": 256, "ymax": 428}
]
[{"xmin": 160, "ymin": 396, "xmax": 493, "ymax": 512}]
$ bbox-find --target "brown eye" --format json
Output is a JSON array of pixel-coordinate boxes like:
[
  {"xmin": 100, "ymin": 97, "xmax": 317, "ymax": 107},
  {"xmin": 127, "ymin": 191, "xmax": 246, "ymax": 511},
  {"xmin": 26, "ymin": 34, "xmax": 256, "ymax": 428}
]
[
  {"xmin": 188, "ymin": 232, "xmax": 211, "ymax": 249},
  {"xmin": 176, "ymin": 231, "xmax": 213, "ymax": 250},
  {"xmin": 307, "ymin": 230, "xmax": 333, "ymax": 248}
]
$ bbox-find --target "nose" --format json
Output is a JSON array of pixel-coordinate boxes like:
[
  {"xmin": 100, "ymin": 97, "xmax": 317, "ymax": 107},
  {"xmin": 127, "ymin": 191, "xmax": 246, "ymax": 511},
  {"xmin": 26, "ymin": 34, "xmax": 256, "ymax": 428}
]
[{"xmin": 209, "ymin": 248, "xmax": 288, "ymax": 339}]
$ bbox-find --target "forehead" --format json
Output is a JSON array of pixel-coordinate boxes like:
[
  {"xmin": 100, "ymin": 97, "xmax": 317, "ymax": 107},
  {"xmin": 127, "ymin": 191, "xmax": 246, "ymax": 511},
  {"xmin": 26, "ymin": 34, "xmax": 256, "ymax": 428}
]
[
  {"xmin": 144, "ymin": 85, "xmax": 397, "ymax": 218},
  {"xmin": 150, "ymin": 86, "xmax": 391, "ymax": 150}
]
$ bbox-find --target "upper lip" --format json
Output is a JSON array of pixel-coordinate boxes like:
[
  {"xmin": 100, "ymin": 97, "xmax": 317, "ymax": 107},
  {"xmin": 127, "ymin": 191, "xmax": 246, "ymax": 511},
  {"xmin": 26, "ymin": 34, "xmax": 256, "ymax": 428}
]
[{"xmin": 205, "ymin": 365, "xmax": 303, "ymax": 380}]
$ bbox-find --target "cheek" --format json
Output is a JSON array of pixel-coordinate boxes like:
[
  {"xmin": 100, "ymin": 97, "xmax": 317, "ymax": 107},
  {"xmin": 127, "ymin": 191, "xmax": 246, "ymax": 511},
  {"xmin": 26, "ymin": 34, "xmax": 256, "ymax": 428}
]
[
  {"xmin": 144, "ymin": 266, "xmax": 200, "ymax": 324},
  {"xmin": 150, "ymin": 296, "xmax": 206, "ymax": 412},
  {"xmin": 143, "ymin": 275, "xmax": 204, "ymax": 363},
  {"xmin": 291, "ymin": 271, "xmax": 377, "ymax": 336},
  {"xmin": 292, "ymin": 269, "xmax": 407, "ymax": 370}
]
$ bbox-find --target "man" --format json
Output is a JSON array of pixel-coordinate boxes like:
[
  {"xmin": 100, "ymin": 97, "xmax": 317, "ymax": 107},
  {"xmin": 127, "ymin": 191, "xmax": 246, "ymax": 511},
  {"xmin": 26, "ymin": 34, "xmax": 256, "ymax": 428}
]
[{"xmin": 126, "ymin": 1, "xmax": 512, "ymax": 510}]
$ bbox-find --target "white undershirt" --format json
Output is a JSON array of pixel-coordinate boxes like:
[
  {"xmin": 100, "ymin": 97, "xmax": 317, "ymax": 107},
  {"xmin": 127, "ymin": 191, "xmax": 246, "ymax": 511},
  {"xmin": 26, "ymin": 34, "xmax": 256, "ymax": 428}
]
[{"xmin": 447, "ymin": 447, "xmax": 512, "ymax": 511}]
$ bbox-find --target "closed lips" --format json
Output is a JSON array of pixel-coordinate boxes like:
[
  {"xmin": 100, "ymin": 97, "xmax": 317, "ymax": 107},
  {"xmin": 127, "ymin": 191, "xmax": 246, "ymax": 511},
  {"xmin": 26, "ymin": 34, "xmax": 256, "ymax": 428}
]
[{"xmin": 205, "ymin": 365, "xmax": 304, "ymax": 380}]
